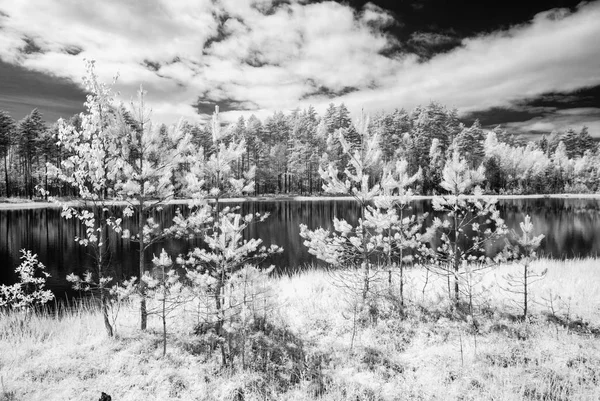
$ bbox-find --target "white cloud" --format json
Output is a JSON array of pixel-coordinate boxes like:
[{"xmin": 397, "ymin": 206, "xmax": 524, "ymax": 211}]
[{"xmin": 0, "ymin": 0, "xmax": 599, "ymax": 130}]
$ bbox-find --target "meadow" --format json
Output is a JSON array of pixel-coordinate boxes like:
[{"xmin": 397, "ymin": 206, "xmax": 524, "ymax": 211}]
[{"xmin": 1, "ymin": 258, "xmax": 599, "ymax": 401}]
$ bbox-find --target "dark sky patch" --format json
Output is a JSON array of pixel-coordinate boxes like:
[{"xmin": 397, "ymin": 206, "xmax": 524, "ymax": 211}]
[
  {"xmin": 521, "ymin": 86, "xmax": 600, "ymax": 110},
  {"xmin": 251, "ymin": 0, "xmax": 293, "ymax": 16},
  {"xmin": 343, "ymin": 0, "xmax": 585, "ymax": 59},
  {"xmin": 464, "ymin": 106, "xmax": 555, "ymax": 128},
  {"xmin": 21, "ymin": 37, "xmax": 43, "ymax": 54},
  {"xmin": 63, "ymin": 45, "xmax": 82, "ymax": 56},
  {"xmin": 193, "ymin": 97, "xmax": 259, "ymax": 115},
  {"xmin": 406, "ymin": 31, "xmax": 462, "ymax": 60},
  {"xmin": 467, "ymin": 85, "xmax": 600, "ymax": 127},
  {"xmin": 203, "ymin": 12, "xmax": 247, "ymax": 51},
  {"xmin": 243, "ymin": 51, "xmax": 277, "ymax": 68},
  {"xmin": 301, "ymin": 82, "xmax": 360, "ymax": 100},
  {"xmin": 0, "ymin": 60, "xmax": 85, "ymax": 123},
  {"xmin": 143, "ymin": 59, "xmax": 161, "ymax": 72}
]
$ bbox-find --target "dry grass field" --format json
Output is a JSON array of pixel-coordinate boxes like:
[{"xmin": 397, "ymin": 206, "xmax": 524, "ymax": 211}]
[{"xmin": 1, "ymin": 258, "xmax": 599, "ymax": 400}]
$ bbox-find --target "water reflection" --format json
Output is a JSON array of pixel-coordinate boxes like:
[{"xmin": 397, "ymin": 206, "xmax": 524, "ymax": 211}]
[{"xmin": 1, "ymin": 198, "xmax": 599, "ymax": 296}]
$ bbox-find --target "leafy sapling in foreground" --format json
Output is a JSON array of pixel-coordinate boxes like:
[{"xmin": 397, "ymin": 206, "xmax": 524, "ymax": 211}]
[
  {"xmin": 0, "ymin": 250, "xmax": 54, "ymax": 310},
  {"xmin": 50, "ymin": 60, "xmax": 124, "ymax": 337},
  {"xmin": 503, "ymin": 215, "xmax": 546, "ymax": 319}
]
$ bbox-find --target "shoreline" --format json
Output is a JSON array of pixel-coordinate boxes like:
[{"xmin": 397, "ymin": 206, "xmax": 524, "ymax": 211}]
[{"xmin": 1, "ymin": 193, "xmax": 600, "ymax": 210}]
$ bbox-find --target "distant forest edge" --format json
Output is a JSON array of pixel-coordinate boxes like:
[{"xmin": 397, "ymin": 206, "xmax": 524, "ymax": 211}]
[{"xmin": 0, "ymin": 100, "xmax": 598, "ymax": 199}]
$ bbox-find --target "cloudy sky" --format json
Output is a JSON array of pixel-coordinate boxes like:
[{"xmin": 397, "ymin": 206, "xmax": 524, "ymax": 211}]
[{"xmin": 0, "ymin": 0, "xmax": 599, "ymax": 137}]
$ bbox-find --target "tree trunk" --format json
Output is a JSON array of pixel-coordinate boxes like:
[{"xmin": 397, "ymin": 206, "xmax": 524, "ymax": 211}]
[
  {"xmin": 162, "ymin": 286, "xmax": 167, "ymax": 356},
  {"xmin": 98, "ymin": 206, "xmax": 114, "ymax": 337},
  {"xmin": 3, "ymin": 154, "xmax": 9, "ymax": 197},
  {"xmin": 139, "ymin": 201, "xmax": 147, "ymax": 330},
  {"xmin": 360, "ymin": 202, "xmax": 369, "ymax": 301},
  {"xmin": 101, "ymin": 289, "xmax": 114, "ymax": 337},
  {"xmin": 523, "ymin": 263, "xmax": 528, "ymax": 319},
  {"xmin": 44, "ymin": 154, "xmax": 48, "ymax": 199},
  {"xmin": 453, "ymin": 201, "xmax": 460, "ymax": 308}
]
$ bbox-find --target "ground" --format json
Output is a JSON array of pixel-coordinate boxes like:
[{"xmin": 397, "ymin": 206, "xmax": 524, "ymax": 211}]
[{"xmin": 1, "ymin": 258, "xmax": 599, "ymax": 400}]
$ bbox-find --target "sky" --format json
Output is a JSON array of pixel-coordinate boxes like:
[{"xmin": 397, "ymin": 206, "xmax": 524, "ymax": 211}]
[{"xmin": 0, "ymin": 0, "xmax": 599, "ymax": 138}]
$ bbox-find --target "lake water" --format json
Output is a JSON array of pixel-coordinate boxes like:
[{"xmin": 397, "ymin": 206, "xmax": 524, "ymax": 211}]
[{"xmin": 1, "ymin": 198, "xmax": 599, "ymax": 297}]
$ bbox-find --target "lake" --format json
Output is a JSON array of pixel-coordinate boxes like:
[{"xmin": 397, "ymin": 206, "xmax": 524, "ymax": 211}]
[{"xmin": 1, "ymin": 197, "xmax": 599, "ymax": 297}]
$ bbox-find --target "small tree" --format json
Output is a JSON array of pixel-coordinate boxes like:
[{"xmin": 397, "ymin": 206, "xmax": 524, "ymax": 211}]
[
  {"xmin": 0, "ymin": 250, "xmax": 54, "ymax": 310},
  {"xmin": 142, "ymin": 249, "xmax": 186, "ymax": 357},
  {"xmin": 172, "ymin": 106, "xmax": 280, "ymax": 368},
  {"xmin": 115, "ymin": 86, "xmax": 197, "ymax": 331},
  {"xmin": 50, "ymin": 60, "xmax": 124, "ymax": 337},
  {"xmin": 373, "ymin": 159, "xmax": 424, "ymax": 307},
  {"xmin": 503, "ymin": 215, "xmax": 546, "ymax": 319},
  {"xmin": 182, "ymin": 207, "xmax": 281, "ymax": 367},
  {"xmin": 426, "ymin": 150, "xmax": 508, "ymax": 308},
  {"xmin": 300, "ymin": 114, "xmax": 383, "ymax": 302}
]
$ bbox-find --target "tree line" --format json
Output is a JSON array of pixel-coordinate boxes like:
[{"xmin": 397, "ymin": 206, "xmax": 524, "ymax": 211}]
[{"xmin": 0, "ymin": 99, "xmax": 598, "ymax": 200}]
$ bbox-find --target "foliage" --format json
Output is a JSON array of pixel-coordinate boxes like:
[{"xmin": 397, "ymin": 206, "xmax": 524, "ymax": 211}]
[
  {"xmin": 17, "ymin": 109, "xmax": 46, "ymax": 199},
  {"xmin": 0, "ymin": 250, "xmax": 54, "ymax": 310},
  {"xmin": 1, "ymin": 98, "xmax": 599, "ymax": 198},
  {"xmin": 142, "ymin": 249, "xmax": 186, "ymax": 357},
  {"xmin": 0, "ymin": 111, "xmax": 16, "ymax": 197},
  {"xmin": 114, "ymin": 86, "xmax": 198, "ymax": 330},
  {"xmin": 171, "ymin": 106, "xmax": 281, "ymax": 367},
  {"xmin": 503, "ymin": 215, "xmax": 546, "ymax": 319},
  {"xmin": 49, "ymin": 60, "xmax": 125, "ymax": 337},
  {"xmin": 425, "ymin": 150, "xmax": 509, "ymax": 306},
  {"xmin": 301, "ymin": 113, "xmax": 384, "ymax": 302}
]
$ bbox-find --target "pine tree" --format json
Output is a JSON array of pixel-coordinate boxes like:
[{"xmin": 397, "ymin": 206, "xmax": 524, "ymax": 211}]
[
  {"xmin": 425, "ymin": 151, "xmax": 508, "ymax": 308},
  {"xmin": 575, "ymin": 126, "xmax": 594, "ymax": 158},
  {"xmin": 172, "ymin": 106, "xmax": 280, "ymax": 367},
  {"xmin": 0, "ymin": 111, "xmax": 16, "ymax": 197},
  {"xmin": 562, "ymin": 128, "xmax": 579, "ymax": 159},
  {"xmin": 246, "ymin": 115, "xmax": 263, "ymax": 194},
  {"xmin": 503, "ymin": 215, "xmax": 545, "ymax": 319},
  {"xmin": 262, "ymin": 111, "xmax": 290, "ymax": 192},
  {"xmin": 301, "ymin": 113, "xmax": 383, "ymax": 301},
  {"xmin": 115, "ymin": 86, "xmax": 198, "ymax": 330},
  {"xmin": 455, "ymin": 120, "xmax": 485, "ymax": 169},
  {"xmin": 18, "ymin": 109, "xmax": 46, "ymax": 199}
]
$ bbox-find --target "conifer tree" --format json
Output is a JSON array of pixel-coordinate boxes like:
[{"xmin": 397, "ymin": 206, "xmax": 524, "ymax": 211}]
[
  {"xmin": 301, "ymin": 113, "xmax": 383, "ymax": 301},
  {"xmin": 426, "ymin": 151, "xmax": 508, "ymax": 307},
  {"xmin": 374, "ymin": 159, "xmax": 423, "ymax": 306},
  {"xmin": 0, "ymin": 111, "xmax": 16, "ymax": 197},
  {"xmin": 172, "ymin": 106, "xmax": 280, "ymax": 367},
  {"xmin": 115, "ymin": 86, "xmax": 197, "ymax": 330},
  {"xmin": 455, "ymin": 120, "xmax": 485, "ymax": 169},
  {"xmin": 503, "ymin": 215, "xmax": 545, "ymax": 319},
  {"xmin": 18, "ymin": 109, "xmax": 46, "ymax": 199}
]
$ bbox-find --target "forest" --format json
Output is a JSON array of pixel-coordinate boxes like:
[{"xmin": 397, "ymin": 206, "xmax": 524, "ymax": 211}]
[{"xmin": 0, "ymin": 97, "xmax": 598, "ymax": 200}]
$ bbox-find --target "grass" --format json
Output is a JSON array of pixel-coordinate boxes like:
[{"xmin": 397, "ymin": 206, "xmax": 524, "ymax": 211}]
[{"xmin": 1, "ymin": 258, "xmax": 600, "ymax": 400}]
